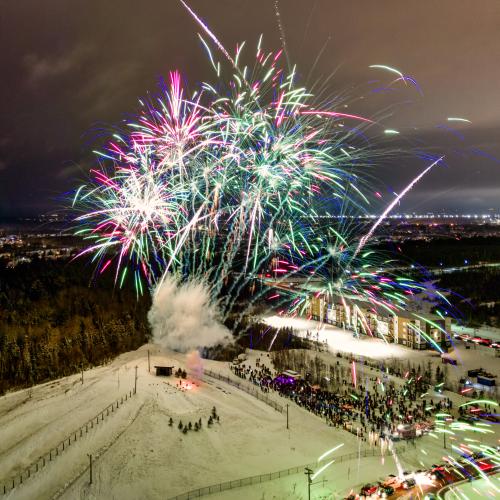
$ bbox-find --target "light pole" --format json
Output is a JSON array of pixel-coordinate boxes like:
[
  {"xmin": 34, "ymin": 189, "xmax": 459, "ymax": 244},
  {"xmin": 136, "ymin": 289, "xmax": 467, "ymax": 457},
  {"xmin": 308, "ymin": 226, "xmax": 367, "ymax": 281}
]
[
  {"xmin": 286, "ymin": 404, "xmax": 289, "ymax": 430},
  {"xmin": 304, "ymin": 467, "xmax": 312, "ymax": 500},
  {"xmin": 134, "ymin": 366, "xmax": 138, "ymax": 394},
  {"xmin": 88, "ymin": 454, "xmax": 93, "ymax": 485}
]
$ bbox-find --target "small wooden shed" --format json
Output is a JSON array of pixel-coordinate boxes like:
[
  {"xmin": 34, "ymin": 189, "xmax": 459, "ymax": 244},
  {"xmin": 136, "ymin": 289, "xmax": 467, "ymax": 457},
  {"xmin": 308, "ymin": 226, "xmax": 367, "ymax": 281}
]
[{"xmin": 155, "ymin": 365, "xmax": 174, "ymax": 377}]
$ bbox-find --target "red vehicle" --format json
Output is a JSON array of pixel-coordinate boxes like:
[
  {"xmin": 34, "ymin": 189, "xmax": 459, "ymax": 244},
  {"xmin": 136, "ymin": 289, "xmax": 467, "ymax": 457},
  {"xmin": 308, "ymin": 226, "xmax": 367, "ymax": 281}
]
[
  {"xmin": 474, "ymin": 337, "xmax": 492, "ymax": 346},
  {"xmin": 360, "ymin": 484, "xmax": 378, "ymax": 496},
  {"xmin": 478, "ymin": 460, "xmax": 494, "ymax": 472},
  {"xmin": 427, "ymin": 464, "xmax": 448, "ymax": 481}
]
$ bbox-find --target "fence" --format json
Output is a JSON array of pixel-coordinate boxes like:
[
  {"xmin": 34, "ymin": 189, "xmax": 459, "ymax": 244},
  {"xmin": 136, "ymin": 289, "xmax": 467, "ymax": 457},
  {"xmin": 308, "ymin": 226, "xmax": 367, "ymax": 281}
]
[
  {"xmin": 204, "ymin": 369, "xmax": 283, "ymax": 413},
  {"xmin": 1, "ymin": 388, "xmax": 136, "ymax": 496},
  {"xmin": 168, "ymin": 447, "xmax": 406, "ymax": 500}
]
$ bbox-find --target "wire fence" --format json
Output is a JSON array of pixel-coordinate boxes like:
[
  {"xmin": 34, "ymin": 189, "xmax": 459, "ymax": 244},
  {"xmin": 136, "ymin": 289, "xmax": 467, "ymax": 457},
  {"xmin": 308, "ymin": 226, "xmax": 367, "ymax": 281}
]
[
  {"xmin": 204, "ymin": 369, "xmax": 283, "ymax": 413},
  {"xmin": 168, "ymin": 446, "xmax": 406, "ymax": 500},
  {"xmin": 1, "ymin": 388, "xmax": 136, "ymax": 496}
]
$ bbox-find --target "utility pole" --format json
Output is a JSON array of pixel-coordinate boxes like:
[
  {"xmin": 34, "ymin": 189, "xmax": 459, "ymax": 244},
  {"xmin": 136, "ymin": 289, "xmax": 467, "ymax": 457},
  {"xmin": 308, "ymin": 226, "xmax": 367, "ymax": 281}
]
[
  {"xmin": 148, "ymin": 350, "xmax": 150, "ymax": 373},
  {"xmin": 134, "ymin": 366, "xmax": 138, "ymax": 394},
  {"xmin": 88, "ymin": 454, "xmax": 93, "ymax": 485},
  {"xmin": 286, "ymin": 404, "xmax": 289, "ymax": 430},
  {"xmin": 304, "ymin": 467, "xmax": 312, "ymax": 500}
]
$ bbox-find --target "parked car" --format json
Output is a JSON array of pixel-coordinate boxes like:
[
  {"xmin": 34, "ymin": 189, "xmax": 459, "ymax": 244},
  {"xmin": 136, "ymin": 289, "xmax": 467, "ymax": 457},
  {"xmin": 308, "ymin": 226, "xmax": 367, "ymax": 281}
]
[
  {"xmin": 480, "ymin": 412, "xmax": 500, "ymax": 423},
  {"xmin": 478, "ymin": 460, "xmax": 494, "ymax": 471},
  {"xmin": 427, "ymin": 465, "xmax": 445, "ymax": 481},
  {"xmin": 377, "ymin": 484, "xmax": 394, "ymax": 498},
  {"xmin": 360, "ymin": 484, "xmax": 378, "ymax": 496},
  {"xmin": 402, "ymin": 478, "xmax": 416, "ymax": 489},
  {"xmin": 383, "ymin": 474, "xmax": 400, "ymax": 487},
  {"xmin": 458, "ymin": 415, "xmax": 477, "ymax": 425}
]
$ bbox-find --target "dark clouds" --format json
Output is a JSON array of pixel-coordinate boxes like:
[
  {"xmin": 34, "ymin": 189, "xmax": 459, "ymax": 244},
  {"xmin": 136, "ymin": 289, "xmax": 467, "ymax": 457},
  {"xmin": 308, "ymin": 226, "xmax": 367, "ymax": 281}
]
[{"xmin": 1, "ymin": 0, "xmax": 499, "ymax": 215}]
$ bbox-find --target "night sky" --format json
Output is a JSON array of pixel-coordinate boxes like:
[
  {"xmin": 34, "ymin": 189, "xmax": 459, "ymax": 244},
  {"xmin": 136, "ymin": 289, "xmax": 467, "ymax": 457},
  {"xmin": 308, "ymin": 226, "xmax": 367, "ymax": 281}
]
[{"xmin": 1, "ymin": 0, "xmax": 499, "ymax": 216}]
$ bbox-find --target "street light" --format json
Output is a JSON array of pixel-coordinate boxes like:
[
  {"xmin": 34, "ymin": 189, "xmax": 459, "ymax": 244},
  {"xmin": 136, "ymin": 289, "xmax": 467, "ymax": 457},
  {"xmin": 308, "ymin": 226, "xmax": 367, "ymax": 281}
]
[
  {"xmin": 304, "ymin": 467, "xmax": 312, "ymax": 500},
  {"xmin": 304, "ymin": 461, "xmax": 333, "ymax": 500}
]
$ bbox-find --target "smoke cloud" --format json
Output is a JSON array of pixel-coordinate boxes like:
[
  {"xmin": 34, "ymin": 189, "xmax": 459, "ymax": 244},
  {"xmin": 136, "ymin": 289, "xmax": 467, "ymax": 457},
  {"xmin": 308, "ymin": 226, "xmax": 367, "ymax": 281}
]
[
  {"xmin": 186, "ymin": 350, "xmax": 204, "ymax": 380},
  {"xmin": 148, "ymin": 276, "xmax": 230, "ymax": 352}
]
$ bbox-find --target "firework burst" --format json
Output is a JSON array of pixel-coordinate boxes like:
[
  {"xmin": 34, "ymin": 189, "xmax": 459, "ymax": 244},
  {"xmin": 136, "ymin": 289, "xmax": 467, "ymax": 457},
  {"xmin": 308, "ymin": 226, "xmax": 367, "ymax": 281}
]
[{"xmin": 72, "ymin": 25, "xmax": 452, "ymax": 348}]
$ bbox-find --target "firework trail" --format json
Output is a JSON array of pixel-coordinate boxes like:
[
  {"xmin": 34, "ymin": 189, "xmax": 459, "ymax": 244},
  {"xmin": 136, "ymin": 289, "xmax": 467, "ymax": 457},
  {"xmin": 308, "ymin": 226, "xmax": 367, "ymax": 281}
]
[
  {"xmin": 355, "ymin": 155, "xmax": 444, "ymax": 257},
  {"xmin": 274, "ymin": 0, "xmax": 291, "ymax": 70},
  {"xmin": 179, "ymin": 0, "xmax": 236, "ymax": 67}
]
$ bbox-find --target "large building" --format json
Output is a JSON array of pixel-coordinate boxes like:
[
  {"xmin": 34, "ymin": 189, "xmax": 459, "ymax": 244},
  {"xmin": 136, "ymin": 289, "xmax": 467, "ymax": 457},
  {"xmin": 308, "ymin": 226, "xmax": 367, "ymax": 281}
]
[{"xmin": 308, "ymin": 294, "xmax": 451, "ymax": 350}]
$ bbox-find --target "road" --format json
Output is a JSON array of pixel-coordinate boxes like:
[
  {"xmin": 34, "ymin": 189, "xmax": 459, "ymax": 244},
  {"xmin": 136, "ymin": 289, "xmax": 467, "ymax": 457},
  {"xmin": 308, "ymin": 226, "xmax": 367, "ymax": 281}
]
[{"xmin": 386, "ymin": 459, "xmax": 498, "ymax": 499}]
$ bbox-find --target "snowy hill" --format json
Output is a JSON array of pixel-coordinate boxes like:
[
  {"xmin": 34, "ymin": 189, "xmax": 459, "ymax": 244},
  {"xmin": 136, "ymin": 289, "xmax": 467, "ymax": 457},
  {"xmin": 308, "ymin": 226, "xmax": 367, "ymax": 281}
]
[
  {"xmin": 0, "ymin": 345, "xmax": 366, "ymax": 499},
  {"xmin": 2, "ymin": 343, "xmax": 497, "ymax": 499}
]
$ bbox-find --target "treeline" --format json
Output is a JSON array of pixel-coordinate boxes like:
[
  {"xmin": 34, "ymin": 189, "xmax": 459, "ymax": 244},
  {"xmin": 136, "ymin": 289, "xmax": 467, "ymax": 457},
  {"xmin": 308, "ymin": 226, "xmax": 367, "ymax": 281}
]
[
  {"xmin": 271, "ymin": 349, "xmax": 445, "ymax": 391},
  {"xmin": 437, "ymin": 268, "xmax": 500, "ymax": 327},
  {"xmin": 201, "ymin": 319, "xmax": 309, "ymax": 361},
  {"xmin": 0, "ymin": 258, "xmax": 151, "ymax": 394},
  {"xmin": 389, "ymin": 236, "xmax": 500, "ymax": 268}
]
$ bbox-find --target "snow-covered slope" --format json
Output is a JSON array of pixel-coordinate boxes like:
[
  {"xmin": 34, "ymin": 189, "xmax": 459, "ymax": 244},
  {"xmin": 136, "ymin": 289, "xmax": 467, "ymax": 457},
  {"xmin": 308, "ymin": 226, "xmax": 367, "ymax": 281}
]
[
  {"xmin": 2, "ymin": 344, "xmax": 497, "ymax": 500},
  {"xmin": 0, "ymin": 345, "xmax": 364, "ymax": 499}
]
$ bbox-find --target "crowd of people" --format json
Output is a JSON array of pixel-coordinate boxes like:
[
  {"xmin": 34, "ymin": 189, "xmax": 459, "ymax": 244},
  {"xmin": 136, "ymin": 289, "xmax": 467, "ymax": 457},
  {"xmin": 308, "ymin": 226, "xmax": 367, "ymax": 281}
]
[{"xmin": 230, "ymin": 358, "xmax": 450, "ymax": 441}]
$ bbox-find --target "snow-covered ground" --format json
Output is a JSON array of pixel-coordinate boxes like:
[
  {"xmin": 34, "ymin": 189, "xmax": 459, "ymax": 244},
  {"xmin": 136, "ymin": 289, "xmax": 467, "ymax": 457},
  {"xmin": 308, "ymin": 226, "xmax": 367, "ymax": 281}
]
[
  {"xmin": 443, "ymin": 472, "xmax": 500, "ymax": 499},
  {"xmin": 1, "ymin": 342, "xmax": 498, "ymax": 500},
  {"xmin": 264, "ymin": 315, "xmax": 500, "ymax": 390},
  {"xmin": 210, "ymin": 432, "xmax": 499, "ymax": 499},
  {"xmin": 265, "ymin": 315, "xmax": 410, "ymax": 360},
  {"xmin": 0, "ymin": 345, "xmax": 366, "ymax": 500}
]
